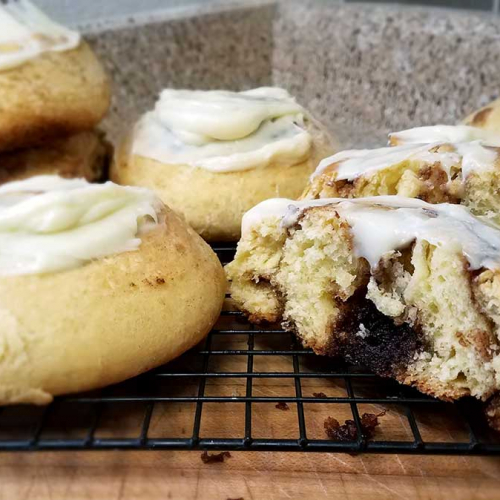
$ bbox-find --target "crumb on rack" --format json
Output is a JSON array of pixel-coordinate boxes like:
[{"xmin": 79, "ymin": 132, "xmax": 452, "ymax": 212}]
[
  {"xmin": 324, "ymin": 412, "xmax": 385, "ymax": 441},
  {"xmin": 313, "ymin": 392, "xmax": 328, "ymax": 399},
  {"xmin": 201, "ymin": 451, "xmax": 232, "ymax": 464},
  {"xmin": 275, "ymin": 402, "xmax": 290, "ymax": 411}
]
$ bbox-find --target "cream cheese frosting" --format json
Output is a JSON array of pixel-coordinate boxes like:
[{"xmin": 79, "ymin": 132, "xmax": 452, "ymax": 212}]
[
  {"xmin": 132, "ymin": 87, "xmax": 313, "ymax": 173},
  {"xmin": 0, "ymin": 176, "xmax": 163, "ymax": 276},
  {"xmin": 0, "ymin": 0, "xmax": 80, "ymax": 71},
  {"xmin": 313, "ymin": 124, "xmax": 499, "ymax": 182},
  {"xmin": 389, "ymin": 125, "xmax": 500, "ymax": 146},
  {"xmin": 242, "ymin": 196, "xmax": 500, "ymax": 271}
]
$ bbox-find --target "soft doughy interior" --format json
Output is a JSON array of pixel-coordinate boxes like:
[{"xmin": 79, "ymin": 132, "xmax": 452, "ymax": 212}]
[
  {"xmin": 370, "ymin": 242, "xmax": 497, "ymax": 399},
  {"xmin": 226, "ymin": 217, "xmax": 287, "ymax": 323},
  {"xmin": 464, "ymin": 170, "xmax": 500, "ymax": 221},
  {"xmin": 0, "ymin": 207, "xmax": 226, "ymax": 405},
  {"xmin": 226, "ymin": 206, "xmax": 500, "ymax": 401},
  {"xmin": 276, "ymin": 208, "xmax": 368, "ymax": 353}
]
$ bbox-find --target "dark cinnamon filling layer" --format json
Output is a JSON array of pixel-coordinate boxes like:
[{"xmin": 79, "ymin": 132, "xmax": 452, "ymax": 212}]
[{"xmin": 334, "ymin": 291, "xmax": 424, "ymax": 378}]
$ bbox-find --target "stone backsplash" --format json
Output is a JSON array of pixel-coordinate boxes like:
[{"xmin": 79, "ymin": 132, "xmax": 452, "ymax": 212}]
[{"xmin": 86, "ymin": 0, "xmax": 500, "ymax": 148}]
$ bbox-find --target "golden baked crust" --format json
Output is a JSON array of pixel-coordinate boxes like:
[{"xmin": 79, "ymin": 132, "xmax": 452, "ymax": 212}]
[
  {"xmin": 111, "ymin": 123, "xmax": 335, "ymax": 242},
  {"xmin": 0, "ymin": 131, "xmax": 111, "ymax": 185},
  {"xmin": 0, "ymin": 41, "xmax": 110, "ymax": 153},
  {"xmin": 463, "ymin": 98, "xmax": 500, "ymax": 133},
  {"xmin": 0, "ymin": 207, "xmax": 226, "ymax": 405}
]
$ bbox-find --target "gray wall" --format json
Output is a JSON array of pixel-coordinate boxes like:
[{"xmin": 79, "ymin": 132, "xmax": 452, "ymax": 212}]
[
  {"xmin": 31, "ymin": 0, "xmax": 500, "ymax": 27},
  {"xmin": 32, "ymin": 0, "xmax": 217, "ymax": 26}
]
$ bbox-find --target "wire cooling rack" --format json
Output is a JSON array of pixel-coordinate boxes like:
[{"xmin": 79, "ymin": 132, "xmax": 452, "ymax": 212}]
[{"xmin": 1, "ymin": 243, "xmax": 500, "ymax": 455}]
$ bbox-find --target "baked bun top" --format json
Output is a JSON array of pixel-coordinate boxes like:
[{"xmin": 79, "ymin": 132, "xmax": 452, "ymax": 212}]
[
  {"xmin": 313, "ymin": 124, "xmax": 500, "ymax": 183},
  {"xmin": 131, "ymin": 87, "xmax": 316, "ymax": 173},
  {"xmin": 241, "ymin": 196, "xmax": 500, "ymax": 271},
  {"xmin": 0, "ymin": 0, "xmax": 80, "ymax": 71},
  {"xmin": 0, "ymin": 175, "xmax": 164, "ymax": 276}
]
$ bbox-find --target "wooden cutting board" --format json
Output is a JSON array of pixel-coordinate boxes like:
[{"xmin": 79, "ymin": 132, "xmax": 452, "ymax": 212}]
[{"xmin": 1, "ymin": 449, "xmax": 500, "ymax": 499}]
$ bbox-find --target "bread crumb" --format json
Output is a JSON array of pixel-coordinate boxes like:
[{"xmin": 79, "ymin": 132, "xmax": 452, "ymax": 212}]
[
  {"xmin": 313, "ymin": 392, "xmax": 328, "ymax": 398},
  {"xmin": 275, "ymin": 402, "xmax": 290, "ymax": 411},
  {"xmin": 201, "ymin": 451, "xmax": 232, "ymax": 464},
  {"xmin": 324, "ymin": 412, "xmax": 385, "ymax": 441}
]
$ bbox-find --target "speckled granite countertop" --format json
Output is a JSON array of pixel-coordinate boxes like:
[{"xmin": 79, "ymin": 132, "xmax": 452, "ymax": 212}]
[{"xmin": 86, "ymin": 0, "xmax": 500, "ymax": 148}]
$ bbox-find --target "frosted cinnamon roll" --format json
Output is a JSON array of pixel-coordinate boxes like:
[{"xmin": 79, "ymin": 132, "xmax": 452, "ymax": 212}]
[
  {"xmin": 112, "ymin": 87, "xmax": 335, "ymax": 241},
  {"xmin": 303, "ymin": 125, "xmax": 500, "ymax": 223},
  {"xmin": 0, "ymin": 0, "xmax": 110, "ymax": 153},
  {"xmin": 0, "ymin": 176, "xmax": 225, "ymax": 404}
]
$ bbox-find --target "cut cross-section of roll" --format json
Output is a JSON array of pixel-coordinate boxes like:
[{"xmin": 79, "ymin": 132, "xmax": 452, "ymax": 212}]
[
  {"xmin": 226, "ymin": 196, "xmax": 500, "ymax": 402},
  {"xmin": 0, "ymin": 176, "xmax": 226, "ymax": 405}
]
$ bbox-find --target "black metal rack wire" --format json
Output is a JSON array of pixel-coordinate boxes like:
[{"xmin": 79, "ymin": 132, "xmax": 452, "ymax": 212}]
[{"xmin": 1, "ymin": 243, "xmax": 500, "ymax": 455}]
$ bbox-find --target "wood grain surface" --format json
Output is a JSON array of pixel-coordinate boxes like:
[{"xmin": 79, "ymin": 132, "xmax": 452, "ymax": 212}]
[{"xmin": 1, "ymin": 449, "xmax": 500, "ymax": 500}]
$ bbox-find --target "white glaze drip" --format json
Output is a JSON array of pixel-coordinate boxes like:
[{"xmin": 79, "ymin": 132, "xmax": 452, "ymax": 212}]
[
  {"xmin": 242, "ymin": 196, "xmax": 500, "ymax": 271},
  {"xmin": 455, "ymin": 141, "xmax": 498, "ymax": 179},
  {"xmin": 313, "ymin": 140, "xmax": 498, "ymax": 182},
  {"xmin": 313, "ymin": 143, "xmax": 439, "ymax": 181}
]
